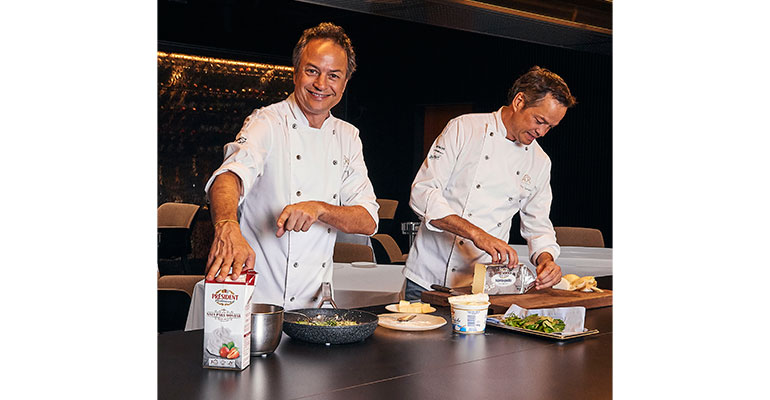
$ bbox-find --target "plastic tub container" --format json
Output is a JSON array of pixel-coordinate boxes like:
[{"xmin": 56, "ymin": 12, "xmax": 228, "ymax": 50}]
[{"xmin": 449, "ymin": 301, "xmax": 490, "ymax": 334}]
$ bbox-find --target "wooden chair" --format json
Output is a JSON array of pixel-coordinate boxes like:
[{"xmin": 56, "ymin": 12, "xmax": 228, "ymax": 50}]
[
  {"xmin": 371, "ymin": 234, "xmax": 407, "ymax": 264},
  {"xmin": 158, "ymin": 203, "xmax": 201, "ymax": 273},
  {"xmin": 554, "ymin": 227, "xmax": 605, "ymax": 248},
  {"xmin": 158, "ymin": 274, "xmax": 205, "ymax": 298},
  {"xmin": 158, "ymin": 289, "xmax": 191, "ymax": 333},
  {"xmin": 158, "ymin": 202, "xmax": 200, "ymax": 229},
  {"xmin": 376, "ymin": 199, "xmax": 398, "ymax": 220},
  {"xmin": 333, "ymin": 242, "xmax": 374, "ymax": 263}
]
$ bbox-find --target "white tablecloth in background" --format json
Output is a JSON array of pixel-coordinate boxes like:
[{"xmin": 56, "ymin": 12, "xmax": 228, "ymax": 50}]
[
  {"xmin": 184, "ymin": 263, "xmax": 406, "ymax": 331},
  {"xmin": 510, "ymin": 244, "xmax": 612, "ymax": 277}
]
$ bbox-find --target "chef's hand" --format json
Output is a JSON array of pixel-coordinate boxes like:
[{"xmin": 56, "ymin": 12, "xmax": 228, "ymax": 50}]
[
  {"xmin": 534, "ymin": 252, "xmax": 561, "ymax": 290},
  {"xmin": 276, "ymin": 201, "xmax": 327, "ymax": 237},
  {"xmin": 470, "ymin": 230, "xmax": 519, "ymax": 267},
  {"xmin": 206, "ymin": 220, "xmax": 255, "ymax": 282}
]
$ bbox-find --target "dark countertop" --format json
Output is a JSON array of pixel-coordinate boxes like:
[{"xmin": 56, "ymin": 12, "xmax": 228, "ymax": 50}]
[{"xmin": 158, "ymin": 304, "xmax": 612, "ymax": 399}]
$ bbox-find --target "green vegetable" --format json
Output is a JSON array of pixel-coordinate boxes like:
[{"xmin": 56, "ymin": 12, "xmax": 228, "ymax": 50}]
[
  {"xmin": 224, "ymin": 341, "xmax": 235, "ymax": 350},
  {"xmin": 501, "ymin": 314, "xmax": 566, "ymax": 333}
]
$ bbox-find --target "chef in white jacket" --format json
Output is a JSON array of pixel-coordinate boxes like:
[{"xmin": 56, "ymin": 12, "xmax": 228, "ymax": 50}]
[
  {"xmin": 204, "ymin": 23, "xmax": 379, "ymax": 308},
  {"xmin": 404, "ymin": 66, "xmax": 576, "ymax": 300}
]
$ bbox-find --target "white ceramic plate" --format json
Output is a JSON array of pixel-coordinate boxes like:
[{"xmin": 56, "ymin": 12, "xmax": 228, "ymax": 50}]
[
  {"xmin": 385, "ymin": 304, "xmax": 436, "ymax": 314},
  {"xmin": 351, "ymin": 261, "xmax": 377, "ymax": 268},
  {"xmin": 377, "ymin": 313, "xmax": 447, "ymax": 331}
]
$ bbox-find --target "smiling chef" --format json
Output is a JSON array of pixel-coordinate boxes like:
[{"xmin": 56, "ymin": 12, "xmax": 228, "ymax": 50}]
[
  {"xmin": 403, "ymin": 66, "xmax": 577, "ymax": 301},
  {"xmin": 203, "ymin": 23, "xmax": 379, "ymax": 308}
]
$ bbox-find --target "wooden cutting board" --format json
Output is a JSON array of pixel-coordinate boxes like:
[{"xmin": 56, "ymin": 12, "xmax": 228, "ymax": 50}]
[{"xmin": 421, "ymin": 287, "xmax": 612, "ymax": 314}]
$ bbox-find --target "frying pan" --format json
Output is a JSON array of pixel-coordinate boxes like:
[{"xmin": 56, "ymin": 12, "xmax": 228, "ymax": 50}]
[{"xmin": 282, "ymin": 308, "xmax": 378, "ymax": 345}]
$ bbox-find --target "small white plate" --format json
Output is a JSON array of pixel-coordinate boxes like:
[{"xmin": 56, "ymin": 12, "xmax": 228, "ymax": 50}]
[
  {"xmin": 377, "ymin": 313, "xmax": 447, "ymax": 331},
  {"xmin": 351, "ymin": 261, "xmax": 376, "ymax": 268},
  {"xmin": 385, "ymin": 304, "xmax": 436, "ymax": 314}
]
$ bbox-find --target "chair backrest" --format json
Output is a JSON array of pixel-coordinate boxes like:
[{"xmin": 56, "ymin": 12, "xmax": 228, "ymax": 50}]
[
  {"xmin": 158, "ymin": 274, "xmax": 205, "ymax": 298},
  {"xmin": 158, "ymin": 288, "xmax": 192, "ymax": 333},
  {"xmin": 158, "ymin": 203, "xmax": 201, "ymax": 229},
  {"xmin": 376, "ymin": 199, "xmax": 398, "ymax": 220},
  {"xmin": 371, "ymin": 234, "xmax": 407, "ymax": 263},
  {"xmin": 554, "ymin": 227, "xmax": 605, "ymax": 248},
  {"xmin": 333, "ymin": 242, "xmax": 374, "ymax": 263}
]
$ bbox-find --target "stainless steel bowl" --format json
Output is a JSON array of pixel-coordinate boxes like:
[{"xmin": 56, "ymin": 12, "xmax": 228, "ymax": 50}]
[{"xmin": 250, "ymin": 303, "xmax": 284, "ymax": 356}]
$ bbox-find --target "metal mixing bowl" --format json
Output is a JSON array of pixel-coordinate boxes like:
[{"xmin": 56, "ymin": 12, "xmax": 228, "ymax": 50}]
[{"xmin": 250, "ymin": 303, "xmax": 284, "ymax": 356}]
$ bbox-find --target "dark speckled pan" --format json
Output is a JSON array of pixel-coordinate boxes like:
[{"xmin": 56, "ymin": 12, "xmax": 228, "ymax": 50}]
[{"xmin": 282, "ymin": 308, "xmax": 378, "ymax": 345}]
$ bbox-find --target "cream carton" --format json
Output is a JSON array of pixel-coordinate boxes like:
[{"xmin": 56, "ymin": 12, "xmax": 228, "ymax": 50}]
[{"xmin": 202, "ymin": 270, "xmax": 257, "ymax": 370}]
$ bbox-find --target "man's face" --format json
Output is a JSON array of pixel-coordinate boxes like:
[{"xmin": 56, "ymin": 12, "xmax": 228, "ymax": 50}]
[
  {"xmin": 506, "ymin": 92, "xmax": 568, "ymax": 145},
  {"xmin": 293, "ymin": 39, "xmax": 348, "ymax": 125}
]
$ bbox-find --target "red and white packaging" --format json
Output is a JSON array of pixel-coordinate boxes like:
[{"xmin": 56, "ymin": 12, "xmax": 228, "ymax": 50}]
[{"xmin": 202, "ymin": 270, "xmax": 257, "ymax": 370}]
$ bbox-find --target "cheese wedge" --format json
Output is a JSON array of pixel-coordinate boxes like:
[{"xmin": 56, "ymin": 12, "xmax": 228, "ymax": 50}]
[{"xmin": 552, "ymin": 277, "xmax": 572, "ymax": 291}]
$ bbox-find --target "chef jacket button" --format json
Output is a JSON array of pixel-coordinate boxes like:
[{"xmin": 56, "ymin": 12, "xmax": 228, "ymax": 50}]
[
  {"xmin": 322, "ymin": 262, "xmax": 326, "ymax": 268},
  {"xmin": 451, "ymin": 267, "xmax": 457, "ymax": 272},
  {"xmin": 516, "ymin": 171, "xmax": 520, "ymax": 175},
  {"xmin": 484, "ymin": 155, "xmax": 489, "ymax": 160},
  {"xmin": 476, "ymin": 184, "xmax": 481, "ymax": 189},
  {"xmin": 333, "ymin": 194, "xmax": 337, "ymax": 199},
  {"xmin": 525, "ymin": 147, "xmax": 529, "ymax": 151},
  {"xmin": 459, "ymin": 240, "xmax": 464, "ymax": 245},
  {"xmin": 292, "ymin": 123, "xmax": 297, "ymax": 129},
  {"xmin": 497, "ymin": 222, "xmax": 502, "ymax": 227},
  {"xmin": 327, "ymin": 228, "xmax": 331, "ymax": 233},
  {"xmin": 290, "ymin": 297, "xmax": 295, "ymax": 302},
  {"xmin": 296, "ymin": 154, "xmax": 301, "ymax": 160},
  {"xmin": 296, "ymin": 191, "xmax": 302, "ymax": 197},
  {"xmin": 293, "ymin": 262, "xmax": 299, "ymax": 268},
  {"xmin": 508, "ymin": 197, "xmax": 513, "ymax": 201},
  {"xmin": 489, "ymin": 132, "xmax": 494, "ymax": 136},
  {"xmin": 468, "ymin": 213, "xmax": 472, "ymax": 217},
  {"xmin": 332, "ymin": 129, "xmax": 336, "ymax": 135},
  {"xmin": 333, "ymin": 160, "xmax": 338, "ymax": 165}
]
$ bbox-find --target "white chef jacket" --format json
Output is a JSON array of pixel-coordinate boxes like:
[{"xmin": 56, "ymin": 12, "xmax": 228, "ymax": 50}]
[
  {"xmin": 204, "ymin": 93, "xmax": 379, "ymax": 308},
  {"xmin": 405, "ymin": 108, "xmax": 560, "ymax": 290}
]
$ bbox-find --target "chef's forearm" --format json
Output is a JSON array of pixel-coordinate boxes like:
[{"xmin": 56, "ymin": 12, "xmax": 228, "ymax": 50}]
[
  {"xmin": 429, "ymin": 214, "xmax": 485, "ymax": 242},
  {"xmin": 318, "ymin": 204, "xmax": 376, "ymax": 235},
  {"xmin": 209, "ymin": 171, "xmax": 242, "ymax": 223},
  {"xmin": 536, "ymin": 251, "xmax": 554, "ymax": 266}
]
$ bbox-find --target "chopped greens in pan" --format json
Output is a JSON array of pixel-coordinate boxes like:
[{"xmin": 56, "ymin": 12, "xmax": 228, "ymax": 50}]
[
  {"xmin": 501, "ymin": 314, "xmax": 565, "ymax": 333},
  {"xmin": 294, "ymin": 319, "xmax": 359, "ymax": 326}
]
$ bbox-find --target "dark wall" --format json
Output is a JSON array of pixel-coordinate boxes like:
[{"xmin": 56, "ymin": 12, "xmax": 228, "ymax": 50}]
[{"xmin": 158, "ymin": 0, "xmax": 613, "ymax": 249}]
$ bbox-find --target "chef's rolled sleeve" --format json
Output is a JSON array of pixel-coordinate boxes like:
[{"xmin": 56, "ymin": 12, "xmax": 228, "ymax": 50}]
[
  {"xmin": 339, "ymin": 131, "xmax": 380, "ymax": 234},
  {"xmin": 409, "ymin": 119, "xmax": 463, "ymax": 232},
  {"xmin": 204, "ymin": 111, "xmax": 272, "ymax": 204}
]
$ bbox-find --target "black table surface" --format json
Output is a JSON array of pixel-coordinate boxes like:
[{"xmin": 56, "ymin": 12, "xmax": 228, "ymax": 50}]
[{"xmin": 158, "ymin": 304, "xmax": 612, "ymax": 400}]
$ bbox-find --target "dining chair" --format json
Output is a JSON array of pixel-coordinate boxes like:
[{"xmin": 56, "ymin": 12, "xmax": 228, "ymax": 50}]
[
  {"xmin": 158, "ymin": 202, "xmax": 201, "ymax": 274},
  {"xmin": 554, "ymin": 226, "xmax": 605, "ymax": 248},
  {"xmin": 371, "ymin": 234, "xmax": 407, "ymax": 264},
  {"xmin": 376, "ymin": 199, "xmax": 398, "ymax": 220},
  {"xmin": 333, "ymin": 242, "xmax": 375, "ymax": 263},
  {"xmin": 158, "ymin": 288, "xmax": 192, "ymax": 333},
  {"xmin": 158, "ymin": 274, "xmax": 205, "ymax": 298}
]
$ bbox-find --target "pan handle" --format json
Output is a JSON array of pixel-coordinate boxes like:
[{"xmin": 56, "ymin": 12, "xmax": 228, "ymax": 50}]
[{"xmin": 317, "ymin": 282, "xmax": 338, "ymax": 308}]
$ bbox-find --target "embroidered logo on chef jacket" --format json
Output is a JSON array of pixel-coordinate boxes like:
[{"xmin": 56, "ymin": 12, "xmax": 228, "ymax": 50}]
[
  {"xmin": 236, "ymin": 137, "xmax": 247, "ymax": 144},
  {"xmin": 520, "ymin": 173, "xmax": 535, "ymax": 193},
  {"xmin": 341, "ymin": 155, "xmax": 352, "ymax": 180},
  {"xmin": 428, "ymin": 144, "xmax": 445, "ymax": 160}
]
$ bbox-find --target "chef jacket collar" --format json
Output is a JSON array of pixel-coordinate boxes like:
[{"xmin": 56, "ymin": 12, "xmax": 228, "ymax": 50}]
[
  {"xmin": 494, "ymin": 106, "xmax": 529, "ymax": 148},
  {"xmin": 286, "ymin": 92, "xmax": 336, "ymax": 131}
]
